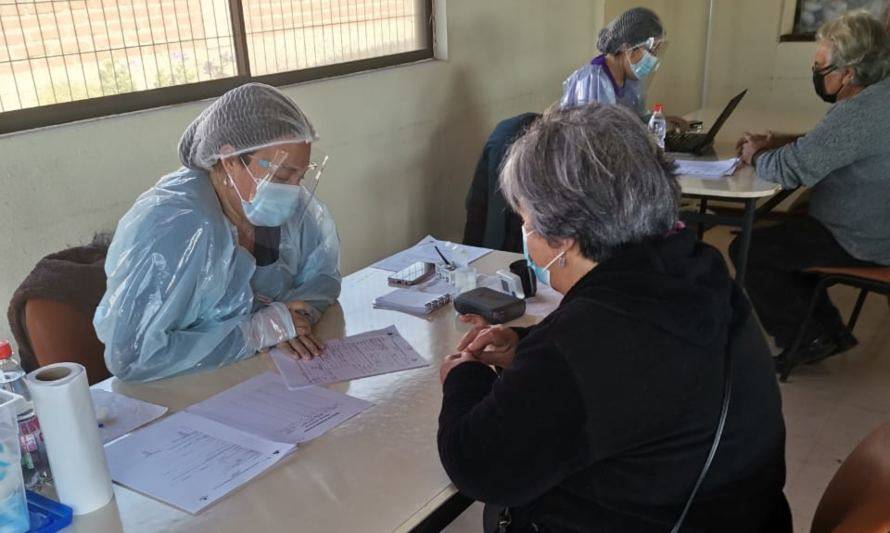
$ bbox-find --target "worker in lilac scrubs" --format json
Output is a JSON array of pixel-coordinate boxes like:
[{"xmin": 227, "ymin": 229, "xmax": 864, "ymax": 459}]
[{"xmin": 561, "ymin": 7, "xmax": 687, "ymax": 132}]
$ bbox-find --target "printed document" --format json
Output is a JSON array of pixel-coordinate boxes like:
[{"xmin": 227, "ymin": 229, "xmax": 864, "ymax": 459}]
[
  {"xmin": 91, "ymin": 389, "xmax": 168, "ymax": 444},
  {"xmin": 105, "ymin": 373, "xmax": 371, "ymax": 513},
  {"xmin": 674, "ymin": 157, "xmax": 741, "ymax": 179},
  {"xmin": 271, "ymin": 326, "xmax": 428, "ymax": 389}
]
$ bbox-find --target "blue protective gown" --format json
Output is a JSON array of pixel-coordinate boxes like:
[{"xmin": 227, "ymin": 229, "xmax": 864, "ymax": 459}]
[
  {"xmin": 560, "ymin": 55, "xmax": 647, "ymax": 119},
  {"xmin": 94, "ymin": 167, "xmax": 341, "ymax": 382}
]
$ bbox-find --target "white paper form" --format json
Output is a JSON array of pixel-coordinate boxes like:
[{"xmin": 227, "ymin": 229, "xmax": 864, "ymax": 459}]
[
  {"xmin": 673, "ymin": 158, "xmax": 741, "ymax": 179},
  {"xmin": 91, "ymin": 389, "xmax": 168, "ymax": 444},
  {"xmin": 105, "ymin": 411, "xmax": 292, "ymax": 514},
  {"xmin": 271, "ymin": 326, "xmax": 428, "ymax": 389},
  {"xmin": 186, "ymin": 372, "xmax": 372, "ymax": 444},
  {"xmin": 371, "ymin": 235, "xmax": 492, "ymax": 272}
]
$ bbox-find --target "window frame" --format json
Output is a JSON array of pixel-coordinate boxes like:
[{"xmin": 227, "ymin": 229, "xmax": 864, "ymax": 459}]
[{"xmin": 0, "ymin": 0, "xmax": 434, "ymax": 135}]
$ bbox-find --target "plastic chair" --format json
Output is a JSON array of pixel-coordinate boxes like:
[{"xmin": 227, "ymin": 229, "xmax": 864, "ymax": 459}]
[
  {"xmin": 779, "ymin": 266, "xmax": 890, "ymax": 382},
  {"xmin": 23, "ymin": 299, "xmax": 109, "ymax": 385},
  {"xmin": 811, "ymin": 423, "xmax": 890, "ymax": 533}
]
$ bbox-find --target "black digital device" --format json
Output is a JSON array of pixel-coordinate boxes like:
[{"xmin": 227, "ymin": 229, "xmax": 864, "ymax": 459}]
[
  {"xmin": 509, "ymin": 259, "xmax": 537, "ymax": 298},
  {"xmin": 454, "ymin": 288, "xmax": 526, "ymax": 324},
  {"xmin": 665, "ymin": 90, "xmax": 747, "ymax": 155}
]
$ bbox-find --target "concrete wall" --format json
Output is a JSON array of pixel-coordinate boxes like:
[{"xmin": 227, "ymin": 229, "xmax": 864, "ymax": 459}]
[
  {"xmin": 0, "ymin": 0, "xmax": 607, "ymax": 348},
  {"xmin": 703, "ymin": 0, "xmax": 831, "ymax": 117}
]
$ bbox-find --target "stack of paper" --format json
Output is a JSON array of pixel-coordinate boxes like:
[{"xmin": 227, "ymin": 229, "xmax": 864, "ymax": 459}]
[
  {"xmin": 674, "ymin": 157, "xmax": 741, "ymax": 179},
  {"xmin": 271, "ymin": 326, "xmax": 428, "ymax": 389},
  {"xmin": 371, "ymin": 235, "xmax": 492, "ymax": 272},
  {"xmin": 104, "ymin": 373, "xmax": 371, "ymax": 513}
]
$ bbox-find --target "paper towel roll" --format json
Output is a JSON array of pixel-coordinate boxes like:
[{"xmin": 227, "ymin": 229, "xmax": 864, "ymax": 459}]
[{"xmin": 25, "ymin": 363, "xmax": 113, "ymax": 515}]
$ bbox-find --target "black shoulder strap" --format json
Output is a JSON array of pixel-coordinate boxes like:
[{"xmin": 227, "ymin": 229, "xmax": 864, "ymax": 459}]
[{"xmin": 671, "ymin": 338, "xmax": 734, "ymax": 533}]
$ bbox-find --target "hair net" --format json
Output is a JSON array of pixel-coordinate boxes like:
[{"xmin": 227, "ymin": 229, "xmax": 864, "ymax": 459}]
[
  {"xmin": 596, "ymin": 7, "xmax": 664, "ymax": 54},
  {"xmin": 178, "ymin": 82, "xmax": 319, "ymax": 171}
]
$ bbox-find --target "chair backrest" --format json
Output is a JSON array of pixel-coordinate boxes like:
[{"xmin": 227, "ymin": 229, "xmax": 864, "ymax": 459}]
[
  {"xmin": 811, "ymin": 423, "xmax": 890, "ymax": 533},
  {"xmin": 24, "ymin": 299, "xmax": 109, "ymax": 385}
]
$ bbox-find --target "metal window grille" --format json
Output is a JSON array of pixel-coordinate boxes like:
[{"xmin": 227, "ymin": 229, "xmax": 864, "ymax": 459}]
[{"xmin": 0, "ymin": 0, "xmax": 432, "ymax": 133}]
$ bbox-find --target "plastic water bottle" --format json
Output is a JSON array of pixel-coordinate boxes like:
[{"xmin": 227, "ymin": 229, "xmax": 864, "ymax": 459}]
[
  {"xmin": 649, "ymin": 103, "xmax": 667, "ymax": 149},
  {"xmin": 446, "ymin": 245, "xmax": 477, "ymax": 294},
  {"xmin": 0, "ymin": 341, "xmax": 50, "ymax": 489}
]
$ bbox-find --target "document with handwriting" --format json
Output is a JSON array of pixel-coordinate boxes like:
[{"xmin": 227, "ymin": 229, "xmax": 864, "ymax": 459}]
[
  {"xmin": 104, "ymin": 373, "xmax": 372, "ymax": 513},
  {"xmin": 187, "ymin": 372, "xmax": 372, "ymax": 444},
  {"xmin": 105, "ymin": 411, "xmax": 290, "ymax": 514},
  {"xmin": 271, "ymin": 326, "xmax": 428, "ymax": 389}
]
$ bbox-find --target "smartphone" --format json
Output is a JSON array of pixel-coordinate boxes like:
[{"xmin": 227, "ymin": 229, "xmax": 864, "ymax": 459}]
[{"xmin": 388, "ymin": 261, "xmax": 436, "ymax": 287}]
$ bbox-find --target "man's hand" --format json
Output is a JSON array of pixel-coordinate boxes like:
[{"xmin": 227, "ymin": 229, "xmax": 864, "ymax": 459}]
[
  {"xmin": 666, "ymin": 116, "xmax": 690, "ymax": 134},
  {"xmin": 737, "ymin": 132, "xmax": 772, "ymax": 166}
]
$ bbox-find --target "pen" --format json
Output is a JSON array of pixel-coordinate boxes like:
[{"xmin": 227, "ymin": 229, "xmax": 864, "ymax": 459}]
[{"xmin": 434, "ymin": 245, "xmax": 453, "ymax": 266}]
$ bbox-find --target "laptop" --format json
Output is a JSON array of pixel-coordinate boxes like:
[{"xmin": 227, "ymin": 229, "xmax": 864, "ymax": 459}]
[{"xmin": 665, "ymin": 90, "xmax": 747, "ymax": 155}]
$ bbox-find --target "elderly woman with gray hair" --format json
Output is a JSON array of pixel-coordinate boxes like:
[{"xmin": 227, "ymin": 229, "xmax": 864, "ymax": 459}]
[
  {"xmin": 438, "ymin": 103, "xmax": 790, "ymax": 532},
  {"xmin": 735, "ymin": 11, "xmax": 890, "ymax": 371}
]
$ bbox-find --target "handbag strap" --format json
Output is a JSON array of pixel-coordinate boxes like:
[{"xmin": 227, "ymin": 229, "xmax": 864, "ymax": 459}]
[{"xmin": 671, "ymin": 342, "xmax": 734, "ymax": 533}]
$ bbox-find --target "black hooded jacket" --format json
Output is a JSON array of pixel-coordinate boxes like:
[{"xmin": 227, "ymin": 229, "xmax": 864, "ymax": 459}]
[{"xmin": 438, "ymin": 230, "xmax": 790, "ymax": 532}]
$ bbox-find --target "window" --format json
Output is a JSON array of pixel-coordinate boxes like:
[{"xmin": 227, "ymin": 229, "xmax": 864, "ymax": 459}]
[
  {"xmin": 781, "ymin": 0, "xmax": 888, "ymax": 41},
  {"xmin": 0, "ymin": 0, "xmax": 433, "ymax": 133}
]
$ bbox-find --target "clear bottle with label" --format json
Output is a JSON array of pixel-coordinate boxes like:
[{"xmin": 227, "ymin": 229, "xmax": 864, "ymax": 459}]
[
  {"xmin": 648, "ymin": 103, "xmax": 667, "ymax": 149},
  {"xmin": 0, "ymin": 341, "xmax": 51, "ymax": 489}
]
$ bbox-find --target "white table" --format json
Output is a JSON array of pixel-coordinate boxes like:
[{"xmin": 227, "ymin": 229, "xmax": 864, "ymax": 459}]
[
  {"xmin": 72, "ymin": 251, "xmax": 559, "ymax": 533},
  {"xmin": 676, "ymin": 148, "xmax": 780, "ymax": 199},
  {"xmin": 674, "ymin": 107, "xmax": 824, "ymax": 284}
]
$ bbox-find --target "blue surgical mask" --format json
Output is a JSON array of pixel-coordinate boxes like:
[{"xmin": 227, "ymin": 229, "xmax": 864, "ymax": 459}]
[
  {"xmin": 241, "ymin": 180, "xmax": 307, "ymax": 227},
  {"xmin": 630, "ymin": 48, "xmax": 659, "ymax": 79},
  {"xmin": 522, "ymin": 227, "xmax": 566, "ymax": 287},
  {"xmin": 228, "ymin": 158, "xmax": 307, "ymax": 227}
]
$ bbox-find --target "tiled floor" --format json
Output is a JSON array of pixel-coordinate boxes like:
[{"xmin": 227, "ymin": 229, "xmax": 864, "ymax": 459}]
[{"xmin": 444, "ymin": 227, "xmax": 890, "ymax": 533}]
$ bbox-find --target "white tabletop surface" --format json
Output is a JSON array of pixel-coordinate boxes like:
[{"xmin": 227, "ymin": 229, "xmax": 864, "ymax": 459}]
[
  {"xmin": 675, "ymin": 106, "xmax": 824, "ymax": 199},
  {"xmin": 74, "ymin": 251, "xmax": 558, "ymax": 533}
]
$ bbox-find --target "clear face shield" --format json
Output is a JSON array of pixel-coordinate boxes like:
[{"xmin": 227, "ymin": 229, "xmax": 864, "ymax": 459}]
[
  {"xmin": 289, "ymin": 151, "xmax": 328, "ymax": 227},
  {"xmin": 623, "ymin": 36, "xmax": 668, "ymax": 89},
  {"xmin": 232, "ymin": 147, "xmax": 330, "ymax": 228}
]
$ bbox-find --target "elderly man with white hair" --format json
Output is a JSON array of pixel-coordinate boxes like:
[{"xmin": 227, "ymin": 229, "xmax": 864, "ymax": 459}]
[
  {"xmin": 735, "ymin": 11, "xmax": 890, "ymax": 371},
  {"xmin": 94, "ymin": 83, "xmax": 341, "ymax": 381}
]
